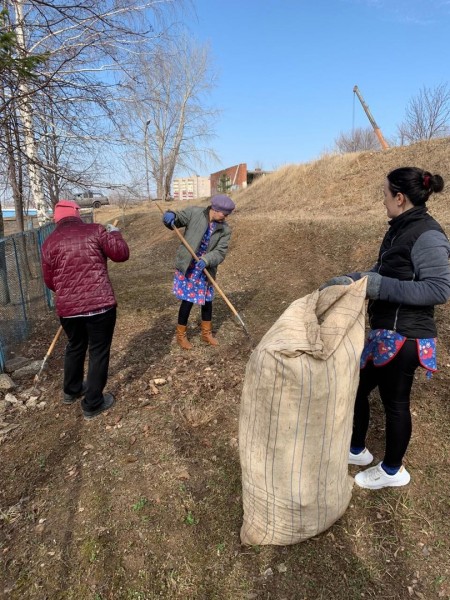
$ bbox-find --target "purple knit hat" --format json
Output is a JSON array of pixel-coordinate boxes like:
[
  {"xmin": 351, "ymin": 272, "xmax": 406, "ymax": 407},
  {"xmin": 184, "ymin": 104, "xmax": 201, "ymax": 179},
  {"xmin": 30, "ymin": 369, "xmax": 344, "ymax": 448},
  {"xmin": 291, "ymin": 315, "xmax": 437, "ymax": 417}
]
[{"xmin": 211, "ymin": 194, "xmax": 235, "ymax": 215}]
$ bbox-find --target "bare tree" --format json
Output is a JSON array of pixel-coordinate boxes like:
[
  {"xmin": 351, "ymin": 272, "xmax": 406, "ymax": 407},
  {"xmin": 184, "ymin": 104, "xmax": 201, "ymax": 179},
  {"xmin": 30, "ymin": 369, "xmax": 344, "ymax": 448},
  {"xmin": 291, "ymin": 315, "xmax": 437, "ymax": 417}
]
[
  {"xmin": 334, "ymin": 127, "xmax": 380, "ymax": 153},
  {"xmin": 1, "ymin": 0, "xmax": 181, "ymax": 223},
  {"xmin": 398, "ymin": 83, "xmax": 450, "ymax": 143},
  {"xmin": 118, "ymin": 36, "xmax": 218, "ymax": 200}
]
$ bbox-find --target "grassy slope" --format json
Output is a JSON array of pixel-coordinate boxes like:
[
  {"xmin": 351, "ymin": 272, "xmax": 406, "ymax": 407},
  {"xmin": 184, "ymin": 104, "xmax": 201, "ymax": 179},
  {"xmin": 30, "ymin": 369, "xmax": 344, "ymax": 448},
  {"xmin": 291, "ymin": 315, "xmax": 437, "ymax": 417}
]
[{"xmin": 1, "ymin": 139, "xmax": 450, "ymax": 600}]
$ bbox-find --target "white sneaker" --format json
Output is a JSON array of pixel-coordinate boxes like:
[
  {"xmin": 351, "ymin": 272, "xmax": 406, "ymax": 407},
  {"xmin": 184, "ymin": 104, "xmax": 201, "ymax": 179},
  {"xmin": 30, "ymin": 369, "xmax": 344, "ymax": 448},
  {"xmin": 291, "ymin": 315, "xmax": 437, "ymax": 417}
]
[
  {"xmin": 354, "ymin": 461, "xmax": 411, "ymax": 490},
  {"xmin": 348, "ymin": 448, "xmax": 374, "ymax": 466}
]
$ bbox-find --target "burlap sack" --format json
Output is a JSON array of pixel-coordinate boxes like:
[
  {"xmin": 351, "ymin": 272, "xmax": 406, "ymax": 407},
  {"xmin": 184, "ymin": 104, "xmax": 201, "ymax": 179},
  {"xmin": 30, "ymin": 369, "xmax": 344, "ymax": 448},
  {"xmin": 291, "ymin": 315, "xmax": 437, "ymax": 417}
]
[{"xmin": 239, "ymin": 279, "xmax": 367, "ymax": 545}]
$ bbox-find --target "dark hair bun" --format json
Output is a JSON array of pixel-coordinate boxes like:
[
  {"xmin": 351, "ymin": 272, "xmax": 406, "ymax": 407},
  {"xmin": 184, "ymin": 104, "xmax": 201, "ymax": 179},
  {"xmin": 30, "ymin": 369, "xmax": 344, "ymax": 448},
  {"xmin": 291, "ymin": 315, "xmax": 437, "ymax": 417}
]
[{"xmin": 430, "ymin": 174, "xmax": 444, "ymax": 194}]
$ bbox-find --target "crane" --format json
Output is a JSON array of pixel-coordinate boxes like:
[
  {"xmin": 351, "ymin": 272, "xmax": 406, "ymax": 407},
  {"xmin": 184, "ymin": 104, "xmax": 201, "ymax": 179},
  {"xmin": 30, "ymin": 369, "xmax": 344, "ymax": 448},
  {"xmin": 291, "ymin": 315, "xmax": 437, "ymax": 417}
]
[{"xmin": 353, "ymin": 85, "xmax": 389, "ymax": 150}]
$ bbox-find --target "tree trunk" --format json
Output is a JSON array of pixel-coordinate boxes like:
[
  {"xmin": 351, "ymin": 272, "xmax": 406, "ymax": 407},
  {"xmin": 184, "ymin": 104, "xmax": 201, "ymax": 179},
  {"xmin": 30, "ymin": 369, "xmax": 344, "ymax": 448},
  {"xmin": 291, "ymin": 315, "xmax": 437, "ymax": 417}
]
[
  {"xmin": 4, "ymin": 117, "xmax": 25, "ymax": 232},
  {"xmin": 164, "ymin": 175, "xmax": 172, "ymax": 200},
  {"xmin": 14, "ymin": 0, "xmax": 48, "ymax": 226},
  {"xmin": 0, "ymin": 204, "xmax": 10, "ymax": 305}
]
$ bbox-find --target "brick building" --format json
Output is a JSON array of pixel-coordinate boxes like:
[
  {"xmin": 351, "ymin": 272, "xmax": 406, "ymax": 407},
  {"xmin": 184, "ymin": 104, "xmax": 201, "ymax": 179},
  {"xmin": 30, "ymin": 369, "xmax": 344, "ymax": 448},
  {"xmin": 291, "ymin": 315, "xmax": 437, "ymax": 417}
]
[
  {"xmin": 210, "ymin": 164, "xmax": 247, "ymax": 195},
  {"xmin": 210, "ymin": 164, "xmax": 270, "ymax": 194}
]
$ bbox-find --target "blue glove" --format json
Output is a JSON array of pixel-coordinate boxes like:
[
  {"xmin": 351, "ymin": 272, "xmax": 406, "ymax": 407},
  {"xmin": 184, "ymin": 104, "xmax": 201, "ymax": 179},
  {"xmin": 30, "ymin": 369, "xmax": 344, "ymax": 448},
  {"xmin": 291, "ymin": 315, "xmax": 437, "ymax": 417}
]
[
  {"xmin": 105, "ymin": 224, "xmax": 119, "ymax": 233},
  {"xmin": 163, "ymin": 211, "xmax": 176, "ymax": 229},
  {"xmin": 196, "ymin": 259, "xmax": 207, "ymax": 270},
  {"xmin": 319, "ymin": 276, "xmax": 353, "ymax": 291}
]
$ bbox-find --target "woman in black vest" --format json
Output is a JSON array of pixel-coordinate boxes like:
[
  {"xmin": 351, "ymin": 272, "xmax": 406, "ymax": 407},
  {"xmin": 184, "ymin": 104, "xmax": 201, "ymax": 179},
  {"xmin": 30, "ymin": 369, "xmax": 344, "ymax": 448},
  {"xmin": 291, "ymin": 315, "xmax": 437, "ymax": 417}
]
[{"xmin": 321, "ymin": 167, "xmax": 450, "ymax": 489}]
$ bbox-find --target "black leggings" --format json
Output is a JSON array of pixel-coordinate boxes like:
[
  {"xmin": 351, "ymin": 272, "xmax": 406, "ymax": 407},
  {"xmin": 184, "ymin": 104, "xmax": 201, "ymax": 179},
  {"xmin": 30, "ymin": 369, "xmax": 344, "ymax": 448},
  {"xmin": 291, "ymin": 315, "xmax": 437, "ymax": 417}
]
[
  {"xmin": 351, "ymin": 339, "xmax": 420, "ymax": 468},
  {"xmin": 178, "ymin": 300, "xmax": 213, "ymax": 326}
]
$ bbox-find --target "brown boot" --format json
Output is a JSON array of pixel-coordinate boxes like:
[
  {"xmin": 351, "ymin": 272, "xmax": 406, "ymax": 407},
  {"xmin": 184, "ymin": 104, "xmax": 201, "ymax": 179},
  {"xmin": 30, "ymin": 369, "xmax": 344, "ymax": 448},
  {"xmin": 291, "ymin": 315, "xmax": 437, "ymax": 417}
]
[
  {"xmin": 201, "ymin": 321, "xmax": 219, "ymax": 346},
  {"xmin": 176, "ymin": 324, "xmax": 192, "ymax": 350}
]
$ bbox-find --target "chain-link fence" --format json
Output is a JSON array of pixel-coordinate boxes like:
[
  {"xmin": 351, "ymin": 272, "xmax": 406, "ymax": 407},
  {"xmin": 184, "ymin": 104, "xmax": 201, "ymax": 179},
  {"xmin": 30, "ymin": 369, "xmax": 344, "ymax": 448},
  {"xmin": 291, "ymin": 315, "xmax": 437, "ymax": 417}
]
[{"xmin": 0, "ymin": 211, "xmax": 94, "ymax": 372}]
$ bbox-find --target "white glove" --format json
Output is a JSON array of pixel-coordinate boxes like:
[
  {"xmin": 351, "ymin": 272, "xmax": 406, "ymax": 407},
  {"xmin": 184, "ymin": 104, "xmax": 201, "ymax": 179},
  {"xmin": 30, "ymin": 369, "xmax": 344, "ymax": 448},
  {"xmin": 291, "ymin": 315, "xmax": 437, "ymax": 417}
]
[{"xmin": 106, "ymin": 224, "xmax": 119, "ymax": 233}]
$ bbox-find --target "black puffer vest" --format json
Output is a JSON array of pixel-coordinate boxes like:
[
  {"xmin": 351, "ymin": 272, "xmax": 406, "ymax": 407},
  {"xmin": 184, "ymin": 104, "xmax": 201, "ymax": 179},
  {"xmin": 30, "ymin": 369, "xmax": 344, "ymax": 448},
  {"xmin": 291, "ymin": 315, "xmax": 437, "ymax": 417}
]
[{"xmin": 368, "ymin": 206, "xmax": 445, "ymax": 338}]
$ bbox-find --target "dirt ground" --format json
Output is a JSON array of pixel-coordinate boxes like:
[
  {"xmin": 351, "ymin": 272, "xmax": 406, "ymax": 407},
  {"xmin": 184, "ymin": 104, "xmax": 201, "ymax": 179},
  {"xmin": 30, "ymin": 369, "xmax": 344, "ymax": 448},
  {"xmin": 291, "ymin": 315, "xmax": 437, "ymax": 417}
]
[{"xmin": 1, "ymin": 140, "xmax": 450, "ymax": 599}]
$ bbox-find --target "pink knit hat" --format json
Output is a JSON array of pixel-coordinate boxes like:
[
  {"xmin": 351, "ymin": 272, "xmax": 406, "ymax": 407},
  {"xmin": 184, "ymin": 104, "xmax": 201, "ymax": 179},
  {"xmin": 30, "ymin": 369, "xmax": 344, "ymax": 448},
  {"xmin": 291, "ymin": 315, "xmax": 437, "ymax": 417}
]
[{"xmin": 54, "ymin": 200, "xmax": 80, "ymax": 223}]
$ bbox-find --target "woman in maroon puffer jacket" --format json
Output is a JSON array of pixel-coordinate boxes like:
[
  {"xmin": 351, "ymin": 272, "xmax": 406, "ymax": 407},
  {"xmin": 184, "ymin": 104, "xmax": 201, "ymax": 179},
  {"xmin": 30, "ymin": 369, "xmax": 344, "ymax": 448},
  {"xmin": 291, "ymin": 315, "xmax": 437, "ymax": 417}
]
[{"xmin": 42, "ymin": 200, "xmax": 129, "ymax": 420}]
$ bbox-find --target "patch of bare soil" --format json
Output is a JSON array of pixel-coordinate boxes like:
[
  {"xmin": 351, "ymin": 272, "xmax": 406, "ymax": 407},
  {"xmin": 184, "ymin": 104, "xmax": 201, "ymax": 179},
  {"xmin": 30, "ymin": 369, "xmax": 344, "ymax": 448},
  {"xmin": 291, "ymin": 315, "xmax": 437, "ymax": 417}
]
[{"xmin": 1, "ymin": 141, "xmax": 450, "ymax": 599}]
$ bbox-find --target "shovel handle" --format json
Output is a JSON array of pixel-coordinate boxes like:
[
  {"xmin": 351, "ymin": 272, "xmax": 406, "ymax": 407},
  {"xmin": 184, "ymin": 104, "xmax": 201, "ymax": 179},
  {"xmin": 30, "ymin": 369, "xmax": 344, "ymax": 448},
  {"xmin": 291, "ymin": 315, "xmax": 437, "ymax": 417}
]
[
  {"xmin": 45, "ymin": 325, "xmax": 63, "ymax": 359},
  {"xmin": 33, "ymin": 325, "xmax": 64, "ymax": 387}
]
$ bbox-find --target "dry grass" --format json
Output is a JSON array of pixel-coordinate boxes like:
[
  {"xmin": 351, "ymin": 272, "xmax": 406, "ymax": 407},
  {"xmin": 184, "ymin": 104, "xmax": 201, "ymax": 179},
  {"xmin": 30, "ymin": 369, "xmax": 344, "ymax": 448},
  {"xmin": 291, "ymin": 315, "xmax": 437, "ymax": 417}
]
[
  {"xmin": 1, "ymin": 139, "xmax": 450, "ymax": 599},
  {"xmin": 234, "ymin": 137, "xmax": 450, "ymax": 223}
]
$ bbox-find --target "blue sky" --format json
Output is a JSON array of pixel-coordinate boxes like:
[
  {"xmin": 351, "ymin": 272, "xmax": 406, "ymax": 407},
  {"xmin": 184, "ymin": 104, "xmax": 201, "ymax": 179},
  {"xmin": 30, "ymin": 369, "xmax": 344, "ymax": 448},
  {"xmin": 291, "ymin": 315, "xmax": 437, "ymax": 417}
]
[{"xmin": 180, "ymin": 0, "xmax": 450, "ymax": 176}]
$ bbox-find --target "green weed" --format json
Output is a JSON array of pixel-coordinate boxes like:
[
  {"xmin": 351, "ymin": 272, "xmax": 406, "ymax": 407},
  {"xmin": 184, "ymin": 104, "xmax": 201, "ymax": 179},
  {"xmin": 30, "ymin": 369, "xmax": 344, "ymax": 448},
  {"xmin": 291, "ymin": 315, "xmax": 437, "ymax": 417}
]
[
  {"xmin": 132, "ymin": 497, "xmax": 148, "ymax": 512},
  {"xmin": 216, "ymin": 542, "xmax": 225, "ymax": 555},
  {"xmin": 184, "ymin": 511, "xmax": 197, "ymax": 525}
]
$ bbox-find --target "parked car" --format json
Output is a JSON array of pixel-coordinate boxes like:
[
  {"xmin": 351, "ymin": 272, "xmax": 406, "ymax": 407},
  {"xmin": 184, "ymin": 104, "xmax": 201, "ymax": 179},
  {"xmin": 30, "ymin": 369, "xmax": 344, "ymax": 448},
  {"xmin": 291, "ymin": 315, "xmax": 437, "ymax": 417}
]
[{"xmin": 73, "ymin": 191, "xmax": 110, "ymax": 209}]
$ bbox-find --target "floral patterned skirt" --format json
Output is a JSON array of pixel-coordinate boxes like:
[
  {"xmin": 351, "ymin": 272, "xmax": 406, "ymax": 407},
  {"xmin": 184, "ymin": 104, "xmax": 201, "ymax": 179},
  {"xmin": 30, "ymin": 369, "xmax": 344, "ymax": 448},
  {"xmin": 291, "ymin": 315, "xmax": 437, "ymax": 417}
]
[
  {"xmin": 172, "ymin": 262, "xmax": 214, "ymax": 305},
  {"xmin": 172, "ymin": 221, "xmax": 216, "ymax": 305}
]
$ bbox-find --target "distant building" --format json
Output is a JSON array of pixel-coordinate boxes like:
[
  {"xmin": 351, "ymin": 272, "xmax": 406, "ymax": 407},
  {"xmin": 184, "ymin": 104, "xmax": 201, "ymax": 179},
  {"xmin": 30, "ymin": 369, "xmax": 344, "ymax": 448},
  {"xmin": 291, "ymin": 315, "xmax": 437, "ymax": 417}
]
[
  {"xmin": 173, "ymin": 175, "xmax": 210, "ymax": 200},
  {"xmin": 210, "ymin": 164, "xmax": 271, "ymax": 194}
]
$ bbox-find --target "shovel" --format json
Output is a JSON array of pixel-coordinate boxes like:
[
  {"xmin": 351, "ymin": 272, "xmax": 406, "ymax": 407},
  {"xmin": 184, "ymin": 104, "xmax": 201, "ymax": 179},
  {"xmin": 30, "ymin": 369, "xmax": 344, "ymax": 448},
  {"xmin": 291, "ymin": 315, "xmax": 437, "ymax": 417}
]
[{"xmin": 155, "ymin": 202, "xmax": 252, "ymax": 341}]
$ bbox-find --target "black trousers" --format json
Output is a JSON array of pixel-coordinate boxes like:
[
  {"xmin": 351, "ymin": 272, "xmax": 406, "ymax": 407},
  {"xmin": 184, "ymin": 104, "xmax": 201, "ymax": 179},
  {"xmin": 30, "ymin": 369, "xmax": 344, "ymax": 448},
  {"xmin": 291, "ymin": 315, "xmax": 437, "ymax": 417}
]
[
  {"xmin": 178, "ymin": 300, "xmax": 212, "ymax": 326},
  {"xmin": 60, "ymin": 307, "xmax": 117, "ymax": 411},
  {"xmin": 351, "ymin": 339, "xmax": 420, "ymax": 468}
]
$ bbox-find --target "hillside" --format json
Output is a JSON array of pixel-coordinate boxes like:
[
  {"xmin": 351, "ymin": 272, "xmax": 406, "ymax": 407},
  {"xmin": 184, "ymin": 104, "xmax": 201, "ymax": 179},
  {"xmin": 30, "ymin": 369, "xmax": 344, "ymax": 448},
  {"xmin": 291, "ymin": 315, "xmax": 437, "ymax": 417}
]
[{"xmin": 1, "ymin": 139, "xmax": 450, "ymax": 600}]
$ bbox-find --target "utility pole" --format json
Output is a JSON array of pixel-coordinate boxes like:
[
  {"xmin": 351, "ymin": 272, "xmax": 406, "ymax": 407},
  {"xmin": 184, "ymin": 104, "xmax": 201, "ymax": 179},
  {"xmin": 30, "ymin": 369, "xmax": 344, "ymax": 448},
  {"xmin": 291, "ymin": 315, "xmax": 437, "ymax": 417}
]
[
  {"xmin": 353, "ymin": 85, "xmax": 389, "ymax": 150},
  {"xmin": 144, "ymin": 119, "xmax": 151, "ymax": 200}
]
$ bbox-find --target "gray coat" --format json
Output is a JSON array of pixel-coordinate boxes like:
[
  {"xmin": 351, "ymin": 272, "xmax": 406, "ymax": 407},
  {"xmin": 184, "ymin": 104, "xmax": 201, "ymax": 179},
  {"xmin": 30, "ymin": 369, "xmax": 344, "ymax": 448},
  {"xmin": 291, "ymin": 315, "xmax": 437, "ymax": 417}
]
[{"xmin": 173, "ymin": 206, "xmax": 231, "ymax": 278}]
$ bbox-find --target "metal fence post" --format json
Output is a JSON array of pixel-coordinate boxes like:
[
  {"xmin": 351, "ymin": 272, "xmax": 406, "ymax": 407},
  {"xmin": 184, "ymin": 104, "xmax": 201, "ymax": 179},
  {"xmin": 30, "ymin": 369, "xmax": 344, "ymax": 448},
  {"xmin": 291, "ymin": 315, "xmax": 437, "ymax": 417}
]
[
  {"xmin": 0, "ymin": 336, "xmax": 5, "ymax": 372},
  {"xmin": 37, "ymin": 226, "xmax": 54, "ymax": 308}
]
